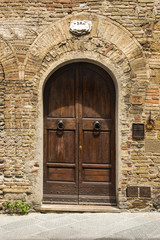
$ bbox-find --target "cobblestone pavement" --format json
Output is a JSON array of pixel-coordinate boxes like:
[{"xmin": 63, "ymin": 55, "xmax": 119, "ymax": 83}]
[{"xmin": 0, "ymin": 212, "xmax": 160, "ymax": 240}]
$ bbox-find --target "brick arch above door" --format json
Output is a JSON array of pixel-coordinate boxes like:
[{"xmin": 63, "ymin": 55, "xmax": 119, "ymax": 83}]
[
  {"xmin": 0, "ymin": 37, "xmax": 19, "ymax": 80},
  {"xmin": 24, "ymin": 12, "xmax": 148, "ymax": 82}
]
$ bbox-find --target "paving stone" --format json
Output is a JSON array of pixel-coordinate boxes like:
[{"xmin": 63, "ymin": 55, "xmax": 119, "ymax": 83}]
[
  {"xmin": 1, "ymin": 218, "xmax": 42, "ymax": 231},
  {"xmin": 3, "ymin": 225, "xmax": 47, "ymax": 240},
  {"xmin": 33, "ymin": 213, "xmax": 68, "ymax": 221},
  {"xmin": 0, "ymin": 213, "xmax": 160, "ymax": 239},
  {"xmin": 37, "ymin": 215, "xmax": 78, "ymax": 230},
  {"xmin": 0, "ymin": 215, "xmax": 33, "ymax": 227}
]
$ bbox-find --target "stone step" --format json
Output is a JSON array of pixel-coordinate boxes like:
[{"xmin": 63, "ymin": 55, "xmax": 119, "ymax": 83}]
[{"xmin": 40, "ymin": 204, "xmax": 120, "ymax": 213}]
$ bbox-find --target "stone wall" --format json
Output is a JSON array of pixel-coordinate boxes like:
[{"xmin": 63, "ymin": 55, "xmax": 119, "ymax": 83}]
[{"xmin": 0, "ymin": 0, "xmax": 160, "ymax": 211}]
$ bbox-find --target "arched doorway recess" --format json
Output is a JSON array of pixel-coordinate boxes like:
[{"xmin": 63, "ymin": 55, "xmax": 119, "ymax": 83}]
[{"xmin": 43, "ymin": 62, "xmax": 116, "ymax": 205}]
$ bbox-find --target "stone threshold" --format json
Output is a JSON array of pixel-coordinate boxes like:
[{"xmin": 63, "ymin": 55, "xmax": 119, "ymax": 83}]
[{"xmin": 41, "ymin": 204, "xmax": 120, "ymax": 213}]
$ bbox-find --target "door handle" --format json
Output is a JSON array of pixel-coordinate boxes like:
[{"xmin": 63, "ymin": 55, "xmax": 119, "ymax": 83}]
[
  {"xmin": 57, "ymin": 120, "xmax": 65, "ymax": 130},
  {"xmin": 93, "ymin": 121, "xmax": 101, "ymax": 131}
]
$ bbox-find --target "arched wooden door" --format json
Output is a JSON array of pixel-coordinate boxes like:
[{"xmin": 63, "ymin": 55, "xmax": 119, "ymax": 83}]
[{"xmin": 43, "ymin": 63, "xmax": 116, "ymax": 205}]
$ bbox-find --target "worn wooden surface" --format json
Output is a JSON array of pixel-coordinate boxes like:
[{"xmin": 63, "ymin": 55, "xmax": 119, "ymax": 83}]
[{"xmin": 41, "ymin": 204, "xmax": 120, "ymax": 213}]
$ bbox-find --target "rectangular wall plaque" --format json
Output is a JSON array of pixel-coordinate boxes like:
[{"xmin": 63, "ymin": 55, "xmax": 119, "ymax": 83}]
[
  {"xmin": 131, "ymin": 96, "xmax": 143, "ymax": 105},
  {"xmin": 140, "ymin": 187, "xmax": 151, "ymax": 198},
  {"xmin": 127, "ymin": 186, "xmax": 138, "ymax": 197},
  {"xmin": 132, "ymin": 123, "xmax": 144, "ymax": 140},
  {"xmin": 145, "ymin": 139, "xmax": 160, "ymax": 153}
]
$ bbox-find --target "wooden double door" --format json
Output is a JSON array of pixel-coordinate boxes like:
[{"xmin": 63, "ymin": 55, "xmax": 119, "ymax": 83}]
[{"xmin": 43, "ymin": 63, "xmax": 116, "ymax": 205}]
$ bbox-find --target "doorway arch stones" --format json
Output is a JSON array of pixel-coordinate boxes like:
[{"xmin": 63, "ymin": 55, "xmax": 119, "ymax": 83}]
[{"xmin": 24, "ymin": 13, "xmax": 148, "ymax": 206}]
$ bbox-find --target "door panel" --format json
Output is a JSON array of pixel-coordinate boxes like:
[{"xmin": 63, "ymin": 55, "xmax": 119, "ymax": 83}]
[
  {"xmin": 47, "ymin": 130, "xmax": 75, "ymax": 163},
  {"xmin": 82, "ymin": 131, "xmax": 111, "ymax": 164},
  {"xmin": 78, "ymin": 63, "xmax": 116, "ymax": 204},
  {"xmin": 43, "ymin": 63, "xmax": 116, "ymax": 205},
  {"xmin": 82, "ymin": 68, "xmax": 111, "ymax": 118},
  {"xmin": 83, "ymin": 169, "xmax": 111, "ymax": 182},
  {"xmin": 48, "ymin": 69, "xmax": 75, "ymax": 118},
  {"xmin": 43, "ymin": 66, "xmax": 78, "ymax": 204},
  {"xmin": 48, "ymin": 168, "xmax": 75, "ymax": 182},
  {"xmin": 47, "ymin": 119, "xmax": 76, "ymax": 130},
  {"xmin": 82, "ymin": 119, "xmax": 112, "ymax": 131}
]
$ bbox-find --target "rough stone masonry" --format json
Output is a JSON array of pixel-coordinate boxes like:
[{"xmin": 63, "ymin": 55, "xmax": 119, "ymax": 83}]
[{"xmin": 0, "ymin": 0, "xmax": 160, "ymax": 211}]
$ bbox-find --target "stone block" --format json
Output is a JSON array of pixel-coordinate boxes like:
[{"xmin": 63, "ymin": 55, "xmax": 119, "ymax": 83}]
[
  {"xmin": 151, "ymin": 69, "xmax": 160, "ymax": 84},
  {"xmin": 155, "ymin": 121, "xmax": 160, "ymax": 130},
  {"xmin": 153, "ymin": 194, "xmax": 160, "ymax": 209},
  {"xmin": 130, "ymin": 199, "xmax": 149, "ymax": 209},
  {"xmin": 145, "ymin": 140, "xmax": 160, "ymax": 153},
  {"xmin": 131, "ymin": 96, "xmax": 143, "ymax": 105},
  {"xmin": 157, "ymin": 132, "xmax": 160, "ymax": 140}
]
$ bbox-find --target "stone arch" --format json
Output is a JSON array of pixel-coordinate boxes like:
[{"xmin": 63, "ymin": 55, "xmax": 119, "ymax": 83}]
[
  {"xmin": 24, "ymin": 12, "xmax": 148, "ymax": 81},
  {"xmin": 0, "ymin": 37, "xmax": 19, "ymax": 80},
  {"xmin": 32, "ymin": 49, "xmax": 132, "ymax": 206}
]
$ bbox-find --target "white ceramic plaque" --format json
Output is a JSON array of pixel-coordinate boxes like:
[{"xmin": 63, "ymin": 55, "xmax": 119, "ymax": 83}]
[{"xmin": 70, "ymin": 20, "xmax": 92, "ymax": 36}]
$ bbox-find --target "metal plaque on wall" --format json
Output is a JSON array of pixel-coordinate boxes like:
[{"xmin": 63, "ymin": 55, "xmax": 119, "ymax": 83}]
[{"xmin": 132, "ymin": 123, "xmax": 144, "ymax": 140}]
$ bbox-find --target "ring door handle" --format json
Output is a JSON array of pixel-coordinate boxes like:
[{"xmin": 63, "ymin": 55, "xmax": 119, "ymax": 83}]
[
  {"xmin": 57, "ymin": 120, "xmax": 65, "ymax": 131},
  {"xmin": 93, "ymin": 121, "xmax": 101, "ymax": 131}
]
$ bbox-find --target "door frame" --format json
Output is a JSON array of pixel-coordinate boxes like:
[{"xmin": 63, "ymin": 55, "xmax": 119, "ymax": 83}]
[{"xmin": 37, "ymin": 55, "xmax": 121, "ymax": 206}]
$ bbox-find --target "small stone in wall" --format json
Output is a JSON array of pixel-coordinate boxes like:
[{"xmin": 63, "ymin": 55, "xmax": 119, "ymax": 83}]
[
  {"xmin": 131, "ymin": 96, "xmax": 143, "ymax": 105},
  {"xmin": 157, "ymin": 132, "xmax": 160, "ymax": 140},
  {"xmin": 130, "ymin": 199, "xmax": 149, "ymax": 209},
  {"xmin": 155, "ymin": 121, "xmax": 160, "ymax": 130},
  {"xmin": 153, "ymin": 194, "xmax": 160, "ymax": 209}
]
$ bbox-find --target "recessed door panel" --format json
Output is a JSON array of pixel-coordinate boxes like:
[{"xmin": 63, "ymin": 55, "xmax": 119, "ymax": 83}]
[
  {"xmin": 48, "ymin": 69, "xmax": 75, "ymax": 118},
  {"xmin": 83, "ymin": 169, "xmax": 111, "ymax": 182},
  {"xmin": 82, "ymin": 131, "xmax": 111, "ymax": 164},
  {"xmin": 82, "ymin": 69, "xmax": 111, "ymax": 118},
  {"xmin": 47, "ymin": 130, "xmax": 75, "ymax": 163},
  {"xmin": 48, "ymin": 168, "xmax": 75, "ymax": 182}
]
